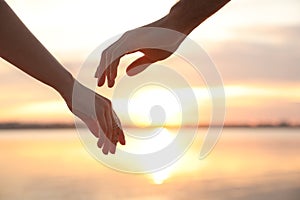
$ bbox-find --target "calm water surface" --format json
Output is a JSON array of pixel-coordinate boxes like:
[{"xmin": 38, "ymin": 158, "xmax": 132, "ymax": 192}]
[{"xmin": 0, "ymin": 128, "xmax": 299, "ymax": 200}]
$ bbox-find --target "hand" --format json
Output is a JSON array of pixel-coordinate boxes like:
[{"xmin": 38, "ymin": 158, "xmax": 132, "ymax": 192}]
[
  {"xmin": 95, "ymin": 17, "xmax": 187, "ymax": 88},
  {"xmin": 63, "ymin": 81, "xmax": 125, "ymax": 155}
]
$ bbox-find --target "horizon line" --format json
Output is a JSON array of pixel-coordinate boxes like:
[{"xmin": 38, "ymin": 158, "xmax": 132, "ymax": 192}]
[{"xmin": 0, "ymin": 121, "xmax": 299, "ymax": 130}]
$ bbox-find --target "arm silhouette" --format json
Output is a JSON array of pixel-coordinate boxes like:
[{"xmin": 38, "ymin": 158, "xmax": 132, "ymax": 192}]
[
  {"xmin": 0, "ymin": 1, "xmax": 125, "ymax": 154},
  {"xmin": 95, "ymin": 0, "xmax": 231, "ymax": 87}
]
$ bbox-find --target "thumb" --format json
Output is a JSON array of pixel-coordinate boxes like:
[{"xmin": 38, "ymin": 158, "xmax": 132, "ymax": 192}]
[{"xmin": 126, "ymin": 56, "xmax": 152, "ymax": 76}]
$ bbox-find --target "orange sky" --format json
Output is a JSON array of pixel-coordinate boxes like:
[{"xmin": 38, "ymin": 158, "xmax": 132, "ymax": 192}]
[{"xmin": 0, "ymin": 0, "xmax": 300, "ymax": 125}]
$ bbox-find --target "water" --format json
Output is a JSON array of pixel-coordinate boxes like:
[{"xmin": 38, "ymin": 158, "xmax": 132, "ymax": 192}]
[{"xmin": 0, "ymin": 128, "xmax": 299, "ymax": 200}]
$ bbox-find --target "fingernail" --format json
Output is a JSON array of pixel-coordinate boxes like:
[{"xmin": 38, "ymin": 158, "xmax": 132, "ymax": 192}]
[
  {"xmin": 102, "ymin": 147, "xmax": 108, "ymax": 155},
  {"xmin": 119, "ymin": 134, "xmax": 126, "ymax": 145},
  {"xmin": 120, "ymin": 139, "xmax": 126, "ymax": 145},
  {"xmin": 108, "ymin": 81, "xmax": 115, "ymax": 88},
  {"xmin": 97, "ymin": 140, "xmax": 103, "ymax": 148},
  {"xmin": 103, "ymin": 151, "xmax": 108, "ymax": 155},
  {"xmin": 110, "ymin": 147, "xmax": 116, "ymax": 154}
]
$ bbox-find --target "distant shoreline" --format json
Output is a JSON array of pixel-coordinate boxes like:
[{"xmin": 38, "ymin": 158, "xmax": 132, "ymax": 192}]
[
  {"xmin": 0, "ymin": 123, "xmax": 76, "ymax": 130},
  {"xmin": 0, "ymin": 122, "xmax": 299, "ymax": 130}
]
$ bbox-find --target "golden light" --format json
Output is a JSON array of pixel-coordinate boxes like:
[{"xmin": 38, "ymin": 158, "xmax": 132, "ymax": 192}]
[
  {"xmin": 146, "ymin": 129, "xmax": 178, "ymax": 184},
  {"xmin": 0, "ymin": 100, "xmax": 72, "ymax": 123},
  {"xmin": 128, "ymin": 85, "xmax": 182, "ymax": 127},
  {"xmin": 118, "ymin": 128, "xmax": 176, "ymax": 154},
  {"xmin": 150, "ymin": 165, "xmax": 175, "ymax": 185}
]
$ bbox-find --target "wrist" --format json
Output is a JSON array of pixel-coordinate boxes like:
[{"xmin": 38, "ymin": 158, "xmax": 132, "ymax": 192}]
[
  {"xmin": 164, "ymin": 1, "xmax": 204, "ymax": 35},
  {"xmin": 57, "ymin": 73, "xmax": 75, "ymax": 107},
  {"xmin": 165, "ymin": 0, "xmax": 231, "ymax": 35}
]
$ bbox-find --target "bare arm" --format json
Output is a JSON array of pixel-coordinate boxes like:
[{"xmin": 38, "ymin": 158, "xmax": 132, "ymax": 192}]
[
  {"xmin": 0, "ymin": 1, "xmax": 125, "ymax": 154},
  {"xmin": 166, "ymin": 0, "xmax": 231, "ymax": 34},
  {"xmin": 0, "ymin": 0, "xmax": 73, "ymax": 98},
  {"xmin": 96, "ymin": 0, "xmax": 231, "ymax": 87}
]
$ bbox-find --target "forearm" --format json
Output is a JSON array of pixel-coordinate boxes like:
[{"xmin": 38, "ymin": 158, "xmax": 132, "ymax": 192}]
[
  {"xmin": 0, "ymin": 1, "xmax": 74, "ymax": 100},
  {"xmin": 165, "ymin": 0, "xmax": 231, "ymax": 34}
]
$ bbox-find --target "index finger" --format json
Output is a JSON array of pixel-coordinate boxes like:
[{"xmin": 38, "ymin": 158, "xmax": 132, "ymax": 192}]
[
  {"xmin": 95, "ymin": 32, "xmax": 135, "ymax": 87},
  {"xmin": 96, "ymin": 50, "xmax": 108, "ymax": 86}
]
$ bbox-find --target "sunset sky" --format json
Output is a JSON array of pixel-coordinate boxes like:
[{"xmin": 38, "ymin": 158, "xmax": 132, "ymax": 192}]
[{"xmin": 0, "ymin": 0, "xmax": 299, "ymax": 126}]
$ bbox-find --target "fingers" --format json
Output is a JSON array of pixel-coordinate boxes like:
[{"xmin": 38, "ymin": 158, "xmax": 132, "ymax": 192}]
[
  {"xmin": 107, "ymin": 59, "xmax": 120, "ymax": 88},
  {"xmin": 97, "ymin": 73, "xmax": 106, "ymax": 87},
  {"xmin": 109, "ymin": 128, "xmax": 119, "ymax": 154},
  {"xmin": 87, "ymin": 119, "xmax": 115, "ymax": 152},
  {"xmin": 82, "ymin": 118, "xmax": 114, "ymax": 155},
  {"xmin": 98, "ymin": 113, "xmax": 111, "ymax": 155},
  {"xmin": 101, "ymin": 125, "xmax": 122, "ymax": 155},
  {"xmin": 102, "ymin": 137, "xmax": 111, "ymax": 155},
  {"xmin": 95, "ymin": 100, "xmax": 125, "ymax": 155},
  {"xmin": 118, "ymin": 130, "xmax": 126, "ymax": 145},
  {"xmin": 96, "ymin": 50, "xmax": 108, "ymax": 87},
  {"xmin": 109, "ymin": 110, "xmax": 124, "ymax": 153},
  {"xmin": 96, "ymin": 35, "xmax": 128, "ymax": 88},
  {"xmin": 126, "ymin": 56, "xmax": 152, "ymax": 76},
  {"xmin": 105, "ymin": 110, "xmax": 113, "ymax": 146},
  {"xmin": 109, "ymin": 127, "xmax": 125, "ymax": 154},
  {"xmin": 96, "ymin": 51, "xmax": 122, "ymax": 88},
  {"xmin": 97, "ymin": 133, "xmax": 105, "ymax": 148},
  {"xmin": 72, "ymin": 83, "xmax": 124, "ymax": 155},
  {"xmin": 99, "ymin": 110, "xmax": 113, "ymax": 155}
]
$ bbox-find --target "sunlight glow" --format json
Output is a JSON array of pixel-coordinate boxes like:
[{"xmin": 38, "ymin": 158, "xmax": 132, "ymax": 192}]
[
  {"xmin": 151, "ymin": 165, "xmax": 175, "ymax": 185},
  {"xmin": 0, "ymin": 101, "xmax": 72, "ymax": 123},
  {"xmin": 118, "ymin": 128, "xmax": 176, "ymax": 154},
  {"xmin": 2, "ymin": 0, "xmax": 300, "ymax": 125},
  {"xmin": 128, "ymin": 85, "xmax": 182, "ymax": 127}
]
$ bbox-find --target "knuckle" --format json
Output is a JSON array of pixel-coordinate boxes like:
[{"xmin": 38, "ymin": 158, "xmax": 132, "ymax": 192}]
[
  {"xmin": 101, "ymin": 49, "xmax": 108, "ymax": 57},
  {"xmin": 106, "ymin": 100, "xmax": 112, "ymax": 107},
  {"xmin": 102, "ymin": 100, "xmax": 112, "ymax": 109}
]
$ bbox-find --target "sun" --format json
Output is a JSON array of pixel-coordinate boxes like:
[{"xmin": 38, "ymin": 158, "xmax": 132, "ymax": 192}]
[
  {"xmin": 151, "ymin": 165, "xmax": 175, "ymax": 185},
  {"xmin": 152, "ymin": 170, "xmax": 171, "ymax": 184},
  {"xmin": 128, "ymin": 85, "xmax": 182, "ymax": 127}
]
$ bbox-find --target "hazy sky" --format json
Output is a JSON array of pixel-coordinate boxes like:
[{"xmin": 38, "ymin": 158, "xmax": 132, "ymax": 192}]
[{"xmin": 1, "ymin": 0, "xmax": 300, "ymax": 125}]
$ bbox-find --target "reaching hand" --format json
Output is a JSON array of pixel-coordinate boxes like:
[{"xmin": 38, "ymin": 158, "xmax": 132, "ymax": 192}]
[
  {"xmin": 64, "ymin": 81, "xmax": 125, "ymax": 155},
  {"xmin": 94, "ymin": 0, "xmax": 232, "ymax": 88},
  {"xmin": 95, "ymin": 19, "xmax": 187, "ymax": 88}
]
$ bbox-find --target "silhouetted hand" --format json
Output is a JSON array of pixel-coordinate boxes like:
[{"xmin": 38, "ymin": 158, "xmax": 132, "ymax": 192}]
[
  {"xmin": 95, "ymin": 0, "xmax": 232, "ymax": 88},
  {"xmin": 95, "ymin": 19, "xmax": 186, "ymax": 88},
  {"xmin": 0, "ymin": 1, "xmax": 126, "ymax": 155},
  {"xmin": 64, "ymin": 81, "xmax": 125, "ymax": 155}
]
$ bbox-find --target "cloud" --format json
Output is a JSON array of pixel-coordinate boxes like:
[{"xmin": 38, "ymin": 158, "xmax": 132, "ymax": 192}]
[{"xmin": 209, "ymin": 25, "xmax": 300, "ymax": 83}]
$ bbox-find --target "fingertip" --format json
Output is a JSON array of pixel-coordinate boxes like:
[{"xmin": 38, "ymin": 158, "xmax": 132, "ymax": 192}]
[
  {"xmin": 97, "ymin": 137, "xmax": 104, "ymax": 148},
  {"xmin": 109, "ymin": 143, "xmax": 117, "ymax": 154},
  {"xmin": 119, "ymin": 133, "xmax": 126, "ymax": 145},
  {"xmin": 126, "ymin": 66, "xmax": 137, "ymax": 76},
  {"xmin": 102, "ymin": 138, "xmax": 110, "ymax": 155},
  {"xmin": 102, "ymin": 146, "xmax": 109, "ymax": 155},
  {"xmin": 98, "ymin": 76, "xmax": 106, "ymax": 87},
  {"xmin": 108, "ymin": 80, "xmax": 115, "ymax": 88},
  {"xmin": 94, "ymin": 71, "xmax": 99, "ymax": 78},
  {"xmin": 98, "ymin": 81, "xmax": 104, "ymax": 87}
]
